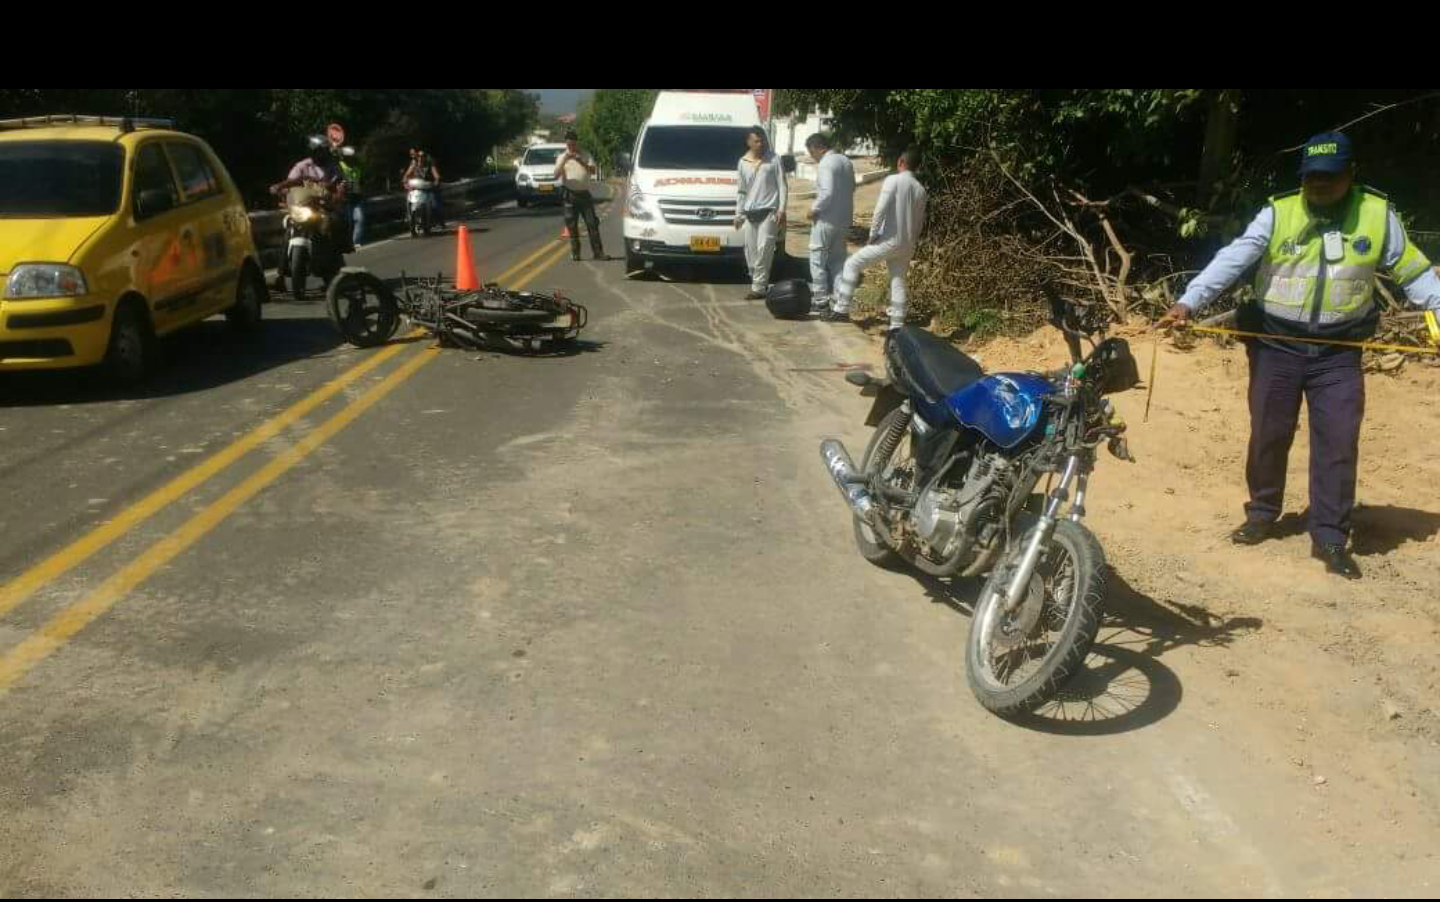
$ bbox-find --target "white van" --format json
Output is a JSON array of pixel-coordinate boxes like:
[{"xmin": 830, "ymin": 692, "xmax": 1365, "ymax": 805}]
[
  {"xmin": 621, "ymin": 92, "xmax": 793, "ymax": 273},
  {"xmin": 515, "ymin": 143, "xmax": 567, "ymax": 207}
]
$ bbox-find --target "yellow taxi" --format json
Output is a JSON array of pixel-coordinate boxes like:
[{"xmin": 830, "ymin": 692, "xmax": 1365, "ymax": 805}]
[{"xmin": 0, "ymin": 115, "xmax": 266, "ymax": 383}]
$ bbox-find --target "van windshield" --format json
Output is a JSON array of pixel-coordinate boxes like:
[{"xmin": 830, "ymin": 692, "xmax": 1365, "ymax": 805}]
[{"xmin": 637, "ymin": 126, "xmax": 754, "ymax": 171}]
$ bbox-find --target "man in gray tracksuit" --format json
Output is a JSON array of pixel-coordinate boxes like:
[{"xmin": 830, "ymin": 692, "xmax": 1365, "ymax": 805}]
[
  {"xmin": 824, "ymin": 147, "xmax": 928, "ymax": 330},
  {"xmin": 735, "ymin": 128, "xmax": 789, "ymax": 299},
  {"xmin": 805, "ymin": 133, "xmax": 855, "ymax": 312}
]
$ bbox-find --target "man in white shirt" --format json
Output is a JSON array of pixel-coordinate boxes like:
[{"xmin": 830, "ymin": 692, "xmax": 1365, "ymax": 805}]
[
  {"xmin": 805, "ymin": 133, "xmax": 855, "ymax": 312},
  {"xmin": 824, "ymin": 147, "xmax": 928, "ymax": 331},
  {"xmin": 555, "ymin": 130, "xmax": 606, "ymax": 261}
]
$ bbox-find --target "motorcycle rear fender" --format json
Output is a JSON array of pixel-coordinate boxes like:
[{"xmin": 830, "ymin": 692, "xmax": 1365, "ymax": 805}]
[
  {"xmin": 844, "ymin": 370, "xmax": 907, "ymax": 428},
  {"xmin": 864, "ymin": 383, "xmax": 907, "ymax": 428}
]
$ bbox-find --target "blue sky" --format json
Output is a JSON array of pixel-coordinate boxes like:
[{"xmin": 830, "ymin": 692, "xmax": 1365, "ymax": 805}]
[{"xmin": 529, "ymin": 89, "xmax": 589, "ymax": 116}]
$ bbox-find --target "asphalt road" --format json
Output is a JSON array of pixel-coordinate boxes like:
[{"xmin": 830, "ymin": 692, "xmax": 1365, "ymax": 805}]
[{"xmin": 2, "ymin": 189, "xmax": 1433, "ymax": 898}]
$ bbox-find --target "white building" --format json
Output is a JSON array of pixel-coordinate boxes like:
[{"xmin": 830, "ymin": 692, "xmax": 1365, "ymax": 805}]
[{"xmin": 769, "ymin": 108, "xmax": 879, "ymax": 164}]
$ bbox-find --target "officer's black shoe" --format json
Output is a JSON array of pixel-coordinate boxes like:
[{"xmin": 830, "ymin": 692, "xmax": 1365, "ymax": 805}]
[
  {"xmin": 1312, "ymin": 543, "xmax": 1362, "ymax": 580},
  {"xmin": 1230, "ymin": 520, "xmax": 1275, "ymax": 546}
]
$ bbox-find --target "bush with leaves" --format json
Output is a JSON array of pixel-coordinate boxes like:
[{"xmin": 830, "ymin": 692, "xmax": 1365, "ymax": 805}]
[
  {"xmin": 774, "ymin": 88, "xmax": 1440, "ymax": 329},
  {"xmin": 0, "ymin": 88, "xmax": 540, "ymax": 205}
]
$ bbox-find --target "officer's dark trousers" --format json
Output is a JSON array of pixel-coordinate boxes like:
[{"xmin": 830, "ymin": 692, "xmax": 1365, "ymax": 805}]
[
  {"xmin": 1245, "ymin": 342, "xmax": 1365, "ymax": 547},
  {"xmin": 563, "ymin": 190, "xmax": 604, "ymax": 259}
]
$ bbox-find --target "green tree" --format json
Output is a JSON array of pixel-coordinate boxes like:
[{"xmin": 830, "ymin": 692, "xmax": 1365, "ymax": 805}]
[
  {"xmin": 576, "ymin": 89, "xmax": 659, "ymax": 169},
  {"xmin": 0, "ymin": 88, "xmax": 540, "ymax": 204}
]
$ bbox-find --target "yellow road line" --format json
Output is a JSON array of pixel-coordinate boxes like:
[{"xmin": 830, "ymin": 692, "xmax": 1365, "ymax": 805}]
[
  {"xmin": 0, "ymin": 344, "xmax": 405, "ymax": 620},
  {"xmin": 517, "ymin": 244, "xmax": 574, "ymax": 288},
  {"xmin": 0, "ymin": 349, "xmax": 437, "ymax": 693},
  {"xmin": 494, "ymin": 241, "xmax": 563, "ymax": 283},
  {"xmin": 0, "ymin": 240, "xmax": 573, "ymax": 694},
  {"xmin": 0, "ymin": 237, "xmax": 566, "ymax": 623}
]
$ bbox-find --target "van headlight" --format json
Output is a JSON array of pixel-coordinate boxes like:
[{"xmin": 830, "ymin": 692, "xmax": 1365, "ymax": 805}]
[{"xmin": 628, "ymin": 188, "xmax": 654, "ymax": 221}]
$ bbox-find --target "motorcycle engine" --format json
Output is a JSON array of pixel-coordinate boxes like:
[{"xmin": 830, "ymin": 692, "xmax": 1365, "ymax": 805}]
[
  {"xmin": 410, "ymin": 289, "xmax": 444, "ymax": 325},
  {"xmin": 914, "ymin": 483, "xmax": 964, "ymax": 553},
  {"xmin": 914, "ymin": 452, "xmax": 1010, "ymax": 557}
]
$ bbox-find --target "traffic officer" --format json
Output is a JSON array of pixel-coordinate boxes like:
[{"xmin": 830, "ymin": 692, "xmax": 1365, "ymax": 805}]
[{"xmin": 1160, "ymin": 132, "xmax": 1440, "ymax": 579}]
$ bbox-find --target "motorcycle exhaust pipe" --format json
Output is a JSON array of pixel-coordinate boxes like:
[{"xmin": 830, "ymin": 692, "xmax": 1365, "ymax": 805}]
[
  {"xmin": 820, "ymin": 440, "xmax": 873, "ymax": 518},
  {"xmin": 820, "ymin": 439, "xmax": 899, "ymax": 548}
]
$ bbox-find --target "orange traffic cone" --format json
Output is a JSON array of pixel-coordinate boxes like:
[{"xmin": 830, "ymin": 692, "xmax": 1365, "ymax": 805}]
[{"xmin": 455, "ymin": 225, "xmax": 480, "ymax": 292}]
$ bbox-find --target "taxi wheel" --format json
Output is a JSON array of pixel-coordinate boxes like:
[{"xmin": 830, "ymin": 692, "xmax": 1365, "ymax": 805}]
[
  {"xmin": 104, "ymin": 302, "xmax": 156, "ymax": 386},
  {"xmin": 227, "ymin": 268, "xmax": 265, "ymax": 337}
]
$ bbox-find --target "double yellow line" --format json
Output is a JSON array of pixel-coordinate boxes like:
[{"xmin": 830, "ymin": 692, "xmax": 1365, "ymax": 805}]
[{"xmin": 0, "ymin": 238, "xmax": 572, "ymax": 694}]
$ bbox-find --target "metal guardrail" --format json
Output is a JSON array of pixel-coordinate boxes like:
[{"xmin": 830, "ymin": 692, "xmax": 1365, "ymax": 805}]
[{"xmin": 247, "ymin": 174, "xmax": 515, "ymax": 268}]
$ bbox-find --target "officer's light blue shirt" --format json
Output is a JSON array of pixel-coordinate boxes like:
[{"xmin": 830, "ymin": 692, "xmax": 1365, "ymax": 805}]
[{"xmin": 1179, "ymin": 205, "xmax": 1440, "ymax": 314}]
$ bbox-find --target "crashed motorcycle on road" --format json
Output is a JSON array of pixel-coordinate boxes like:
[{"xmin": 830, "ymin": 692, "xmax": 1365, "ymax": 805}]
[
  {"xmin": 820, "ymin": 287, "xmax": 1141, "ymax": 717},
  {"xmin": 325, "ymin": 269, "xmax": 587, "ymax": 353}
]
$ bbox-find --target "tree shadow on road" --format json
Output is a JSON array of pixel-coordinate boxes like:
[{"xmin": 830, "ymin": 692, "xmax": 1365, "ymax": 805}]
[{"xmin": 0, "ymin": 315, "xmax": 346, "ymax": 410}]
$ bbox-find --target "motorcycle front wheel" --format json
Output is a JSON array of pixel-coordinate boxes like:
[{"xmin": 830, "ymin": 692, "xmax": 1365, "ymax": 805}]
[
  {"xmin": 288, "ymin": 246, "xmax": 311, "ymax": 301},
  {"xmin": 326, "ymin": 270, "xmax": 400, "ymax": 348},
  {"xmin": 965, "ymin": 519, "xmax": 1106, "ymax": 718}
]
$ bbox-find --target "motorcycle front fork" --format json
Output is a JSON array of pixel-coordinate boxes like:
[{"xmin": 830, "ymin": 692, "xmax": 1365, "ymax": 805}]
[{"xmin": 999, "ymin": 455, "xmax": 1086, "ymax": 615}]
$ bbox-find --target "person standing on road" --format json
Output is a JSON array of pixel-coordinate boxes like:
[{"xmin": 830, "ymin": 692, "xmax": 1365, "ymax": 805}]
[
  {"xmin": 1156, "ymin": 132, "xmax": 1440, "ymax": 580},
  {"xmin": 804, "ymin": 133, "xmax": 855, "ymax": 313},
  {"xmin": 324, "ymin": 122, "xmax": 362, "ymax": 251},
  {"xmin": 735, "ymin": 126, "xmax": 788, "ymax": 301},
  {"xmin": 823, "ymin": 147, "xmax": 927, "ymax": 331},
  {"xmin": 555, "ymin": 130, "xmax": 606, "ymax": 262},
  {"xmin": 337, "ymin": 154, "xmax": 366, "ymax": 249}
]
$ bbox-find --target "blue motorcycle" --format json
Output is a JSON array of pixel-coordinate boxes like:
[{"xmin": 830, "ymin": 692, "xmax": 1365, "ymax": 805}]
[{"xmin": 821, "ymin": 288, "xmax": 1140, "ymax": 717}]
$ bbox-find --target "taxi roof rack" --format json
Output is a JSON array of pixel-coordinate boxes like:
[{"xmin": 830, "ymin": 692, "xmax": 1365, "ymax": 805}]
[{"xmin": 0, "ymin": 114, "xmax": 176, "ymax": 133}]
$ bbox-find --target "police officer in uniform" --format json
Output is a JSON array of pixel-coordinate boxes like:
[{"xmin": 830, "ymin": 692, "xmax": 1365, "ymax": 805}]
[{"xmin": 1160, "ymin": 132, "xmax": 1440, "ymax": 579}]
